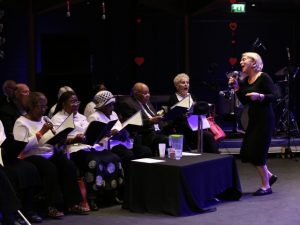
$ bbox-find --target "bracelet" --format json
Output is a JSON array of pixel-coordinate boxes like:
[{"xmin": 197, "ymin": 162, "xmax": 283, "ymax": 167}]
[{"xmin": 36, "ymin": 131, "xmax": 43, "ymax": 139}]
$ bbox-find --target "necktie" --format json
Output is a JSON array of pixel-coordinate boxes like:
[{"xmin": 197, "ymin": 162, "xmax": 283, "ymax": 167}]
[{"xmin": 142, "ymin": 104, "xmax": 155, "ymax": 117}]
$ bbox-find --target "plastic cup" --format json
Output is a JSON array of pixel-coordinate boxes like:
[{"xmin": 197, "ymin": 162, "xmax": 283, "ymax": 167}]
[{"xmin": 158, "ymin": 143, "xmax": 166, "ymax": 158}]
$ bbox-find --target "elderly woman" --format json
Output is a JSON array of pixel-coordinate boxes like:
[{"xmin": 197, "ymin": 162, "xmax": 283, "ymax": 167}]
[
  {"xmin": 13, "ymin": 92, "xmax": 88, "ymax": 218},
  {"xmin": 229, "ymin": 52, "xmax": 277, "ymax": 196},
  {"xmin": 51, "ymin": 91, "xmax": 124, "ymax": 211},
  {"xmin": 1, "ymin": 119, "xmax": 42, "ymax": 224},
  {"xmin": 167, "ymin": 73, "xmax": 219, "ymax": 153}
]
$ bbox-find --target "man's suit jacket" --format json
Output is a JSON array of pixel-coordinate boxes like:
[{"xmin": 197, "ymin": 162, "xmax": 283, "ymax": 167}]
[
  {"xmin": 118, "ymin": 96, "xmax": 158, "ymax": 135},
  {"xmin": 0, "ymin": 101, "xmax": 22, "ymax": 138}
]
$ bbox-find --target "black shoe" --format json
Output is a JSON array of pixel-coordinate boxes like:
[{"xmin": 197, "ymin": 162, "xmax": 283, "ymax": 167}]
[
  {"xmin": 88, "ymin": 200, "xmax": 99, "ymax": 211},
  {"xmin": 2, "ymin": 216, "xmax": 27, "ymax": 225},
  {"xmin": 253, "ymin": 187, "xmax": 272, "ymax": 196},
  {"xmin": 26, "ymin": 212, "xmax": 43, "ymax": 223},
  {"xmin": 269, "ymin": 175, "xmax": 278, "ymax": 186}
]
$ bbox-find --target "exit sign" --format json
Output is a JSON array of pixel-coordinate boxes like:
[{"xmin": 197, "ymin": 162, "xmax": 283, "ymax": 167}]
[{"xmin": 231, "ymin": 3, "xmax": 246, "ymax": 13}]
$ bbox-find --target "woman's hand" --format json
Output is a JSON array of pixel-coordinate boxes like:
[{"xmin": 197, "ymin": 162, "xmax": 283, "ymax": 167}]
[
  {"xmin": 39, "ymin": 122, "xmax": 53, "ymax": 135},
  {"xmin": 228, "ymin": 77, "xmax": 239, "ymax": 91},
  {"xmin": 246, "ymin": 92, "xmax": 263, "ymax": 101},
  {"xmin": 73, "ymin": 133, "xmax": 86, "ymax": 143}
]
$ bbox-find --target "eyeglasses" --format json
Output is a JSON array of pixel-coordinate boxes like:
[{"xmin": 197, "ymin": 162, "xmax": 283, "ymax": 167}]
[
  {"xmin": 20, "ymin": 90, "xmax": 30, "ymax": 96},
  {"xmin": 70, "ymin": 101, "xmax": 81, "ymax": 106},
  {"xmin": 36, "ymin": 105, "xmax": 48, "ymax": 109}
]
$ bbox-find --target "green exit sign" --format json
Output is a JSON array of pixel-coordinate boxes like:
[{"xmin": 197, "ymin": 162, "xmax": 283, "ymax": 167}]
[{"xmin": 231, "ymin": 3, "xmax": 246, "ymax": 13}]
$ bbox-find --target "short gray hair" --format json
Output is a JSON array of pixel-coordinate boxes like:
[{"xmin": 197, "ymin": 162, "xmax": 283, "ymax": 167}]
[
  {"xmin": 242, "ymin": 52, "xmax": 264, "ymax": 72},
  {"xmin": 173, "ymin": 73, "xmax": 189, "ymax": 87}
]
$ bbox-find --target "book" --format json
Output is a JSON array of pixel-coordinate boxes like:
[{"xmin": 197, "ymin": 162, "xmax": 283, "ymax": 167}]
[
  {"xmin": 39, "ymin": 113, "xmax": 75, "ymax": 145},
  {"xmin": 84, "ymin": 120, "xmax": 118, "ymax": 145},
  {"xmin": 0, "ymin": 137, "xmax": 28, "ymax": 163}
]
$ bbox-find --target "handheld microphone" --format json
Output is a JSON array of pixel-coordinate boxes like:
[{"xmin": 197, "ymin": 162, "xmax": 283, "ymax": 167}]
[
  {"xmin": 43, "ymin": 116, "xmax": 56, "ymax": 135},
  {"xmin": 286, "ymin": 47, "xmax": 291, "ymax": 62}
]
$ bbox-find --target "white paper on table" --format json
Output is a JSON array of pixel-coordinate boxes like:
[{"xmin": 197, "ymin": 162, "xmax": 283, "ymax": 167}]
[
  {"xmin": 187, "ymin": 115, "xmax": 211, "ymax": 131},
  {"xmin": 132, "ymin": 158, "xmax": 165, "ymax": 163},
  {"xmin": 182, "ymin": 152, "xmax": 202, "ymax": 156}
]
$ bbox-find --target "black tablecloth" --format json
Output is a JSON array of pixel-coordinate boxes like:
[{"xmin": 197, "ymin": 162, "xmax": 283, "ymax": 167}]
[{"xmin": 125, "ymin": 153, "xmax": 241, "ymax": 216}]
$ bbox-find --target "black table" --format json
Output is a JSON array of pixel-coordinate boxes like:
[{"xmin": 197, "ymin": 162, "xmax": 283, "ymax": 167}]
[{"xmin": 125, "ymin": 153, "xmax": 241, "ymax": 216}]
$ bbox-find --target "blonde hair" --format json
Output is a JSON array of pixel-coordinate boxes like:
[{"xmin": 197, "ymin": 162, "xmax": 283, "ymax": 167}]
[
  {"xmin": 242, "ymin": 52, "xmax": 264, "ymax": 72},
  {"xmin": 173, "ymin": 73, "xmax": 189, "ymax": 87}
]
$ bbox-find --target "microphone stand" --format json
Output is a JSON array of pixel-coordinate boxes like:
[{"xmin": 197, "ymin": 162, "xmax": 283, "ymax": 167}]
[{"xmin": 282, "ymin": 48, "xmax": 297, "ymax": 160}]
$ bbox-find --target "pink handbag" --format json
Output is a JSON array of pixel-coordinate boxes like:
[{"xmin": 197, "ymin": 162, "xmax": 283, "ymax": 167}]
[{"xmin": 207, "ymin": 116, "xmax": 226, "ymax": 141}]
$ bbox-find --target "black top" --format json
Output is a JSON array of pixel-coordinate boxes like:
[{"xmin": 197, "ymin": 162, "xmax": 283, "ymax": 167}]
[{"xmin": 236, "ymin": 72, "xmax": 276, "ymax": 165}]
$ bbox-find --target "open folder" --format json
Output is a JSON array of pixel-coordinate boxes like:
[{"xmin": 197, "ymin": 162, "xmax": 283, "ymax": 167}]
[
  {"xmin": 110, "ymin": 110, "xmax": 143, "ymax": 140},
  {"xmin": 39, "ymin": 113, "xmax": 75, "ymax": 145},
  {"xmin": 84, "ymin": 119, "xmax": 118, "ymax": 145},
  {"xmin": 163, "ymin": 96, "xmax": 192, "ymax": 121},
  {"xmin": 187, "ymin": 115, "xmax": 211, "ymax": 131}
]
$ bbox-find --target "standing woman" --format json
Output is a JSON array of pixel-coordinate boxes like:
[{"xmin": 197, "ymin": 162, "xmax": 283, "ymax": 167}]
[
  {"xmin": 13, "ymin": 92, "xmax": 88, "ymax": 218},
  {"xmin": 229, "ymin": 52, "xmax": 277, "ymax": 196}
]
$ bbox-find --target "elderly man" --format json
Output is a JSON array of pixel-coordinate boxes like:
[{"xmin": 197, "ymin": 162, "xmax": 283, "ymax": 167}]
[
  {"xmin": 0, "ymin": 79, "xmax": 16, "ymax": 106},
  {"xmin": 117, "ymin": 82, "xmax": 168, "ymax": 156},
  {"xmin": 0, "ymin": 83, "xmax": 30, "ymax": 137}
]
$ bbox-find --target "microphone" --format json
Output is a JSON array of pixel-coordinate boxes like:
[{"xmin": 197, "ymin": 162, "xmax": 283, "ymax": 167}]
[
  {"xmin": 286, "ymin": 47, "xmax": 291, "ymax": 62},
  {"xmin": 293, "ymin": 66, "xmax": 299, "ymax": 79},
  {"xmin": 219, "ymin": 90, "xmax": 234, "ymax": 101},
  {"xmin": 101, "ymin": 1, "xmax": 106, "ymax": 20},
  {"xmin": 252, "ymin": 38, "xmax": 259, "ymax": 48},
  {"xmin": 43, "ymin": 116, "xmax": 56, "ymax": 135},
  {"xmin": 252, "ymin": 37, "xmax": 267, "ymax": 50}
]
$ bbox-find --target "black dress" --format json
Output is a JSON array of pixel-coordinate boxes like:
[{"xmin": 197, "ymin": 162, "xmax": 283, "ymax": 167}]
[{"xmin": 236, "ymin": 72, "xmax": 276, "ymax": 166}]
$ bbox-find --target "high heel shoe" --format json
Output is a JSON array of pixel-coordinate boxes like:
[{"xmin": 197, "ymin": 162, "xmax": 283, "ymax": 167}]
[
  {"xmin": 88, "ymin": 199, "xmax": 99, "ymax": 211},
  {"xmin": 47, "ymin": 207, "xmax": 64, "ymax": 219}
]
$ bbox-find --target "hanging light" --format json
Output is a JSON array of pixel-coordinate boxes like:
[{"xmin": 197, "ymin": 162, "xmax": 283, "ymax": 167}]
[{"xmin": 66, "ymin": 0, "xmax": 71, "ymax": 17}]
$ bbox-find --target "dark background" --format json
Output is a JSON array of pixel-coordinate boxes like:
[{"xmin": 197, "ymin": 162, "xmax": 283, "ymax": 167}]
[{"xmin": 0, "ymin": 0, "xmax": 300, "ymax": 126}]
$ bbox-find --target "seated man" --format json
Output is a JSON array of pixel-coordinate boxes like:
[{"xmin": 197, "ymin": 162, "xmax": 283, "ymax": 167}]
[{"xmin": 117, "ymin": 82, "xmax": 168, "ymax": 156}]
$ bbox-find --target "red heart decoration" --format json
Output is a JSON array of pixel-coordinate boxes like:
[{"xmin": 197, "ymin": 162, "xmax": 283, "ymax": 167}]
[
  {"xmin": 134, "ymin": 57, "xmax": 144, "ymax": 66},
  {"xmin": 229, "ymin": 22, "xmax": 237, "ymax": 31},
  {"xmin": 229, "ymin": 57, "xmax": 238, "ymax": 66}
]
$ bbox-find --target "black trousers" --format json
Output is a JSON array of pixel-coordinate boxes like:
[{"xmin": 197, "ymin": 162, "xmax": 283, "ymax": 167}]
[
  {"xmin": 25, "ymin": 153, "xmax": 82, "ymax": 209},
  {"xmin": 3, "ymin": 158, "xmax": 40, "ymax": 213},
  {"xmin": 0, "ymin": 166, "xmax": 21, "ymax": 214}
]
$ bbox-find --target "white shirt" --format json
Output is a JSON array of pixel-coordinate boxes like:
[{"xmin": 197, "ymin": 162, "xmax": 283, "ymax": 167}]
[
  {"xmin": 48, "ymin": 103, "xmax": 57, "ymax": 118},
  {"xmin": 0, "ymin": 120, "xmax": 6, "ymax": 145},
  {"xmin": 13, "ymin": 116, "xmax": 54, "ymax": 159},
  {"xmin": 88, "ymin": 110, "xmax": 133, "ymax": 149},
  {"xmin": 84, "ymin": 101, "xmax": 96, "ymax": 118},
  {"xmin": 51, "ymin": 110, "xmax": 104, "ymax": 154}
]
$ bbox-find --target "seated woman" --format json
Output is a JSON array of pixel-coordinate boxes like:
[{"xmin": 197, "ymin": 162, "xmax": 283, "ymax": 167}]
[
  {"xmin": 51, "ymin": 91, "xmax": 124, "ymax": 211},
  {"xmin": 13, "ymin": 92, "xmax": 88, "ymax": 219},
  {"xmin": 1, "ymin": 120, "xmax": 42, "ymax": 224},
  {"xmin": 166, "ymin": 73, "xmax": 219, "ymax": 153},
  {"xmin": 87, "ymin": 91, "xmax": 152, "ymax": 176}
]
